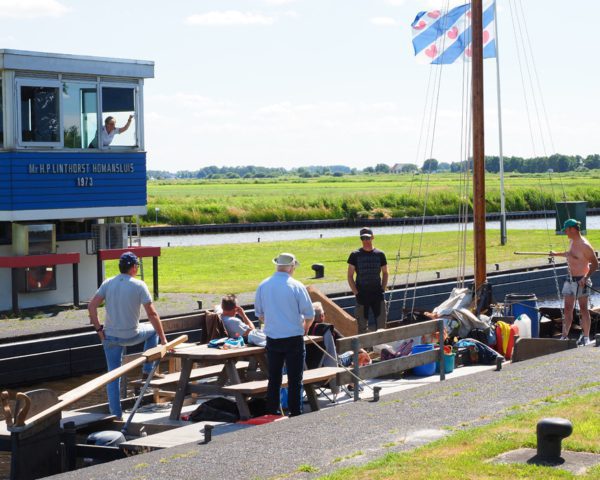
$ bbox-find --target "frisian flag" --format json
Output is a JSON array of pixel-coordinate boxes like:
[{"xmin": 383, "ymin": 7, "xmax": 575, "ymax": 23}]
[{"xmin": 411, "ymin": 1, "xmax": 497, "ymax": 64}]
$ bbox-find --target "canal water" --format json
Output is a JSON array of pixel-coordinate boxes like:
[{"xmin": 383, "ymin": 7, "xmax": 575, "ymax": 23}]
[{"xmin": 143, "ymin": 216, "xmax": 600, "ymax": 247}]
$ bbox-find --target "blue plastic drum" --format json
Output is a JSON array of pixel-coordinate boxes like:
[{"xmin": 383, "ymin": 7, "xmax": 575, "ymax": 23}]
[{"xmin": 505, "ymin": 293, "xmax": 539, "ymax": 338}]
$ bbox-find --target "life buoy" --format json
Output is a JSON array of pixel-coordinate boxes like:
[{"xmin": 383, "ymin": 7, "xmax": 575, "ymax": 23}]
[{"xmin": 27, "ymin": 267, "xmax": 54, "ymax": 290}]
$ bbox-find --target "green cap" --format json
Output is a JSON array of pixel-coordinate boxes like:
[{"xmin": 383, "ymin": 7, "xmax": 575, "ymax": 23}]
[{"xmin": 562, "ymin": 218, "xmax": 581, "ymax": 231}]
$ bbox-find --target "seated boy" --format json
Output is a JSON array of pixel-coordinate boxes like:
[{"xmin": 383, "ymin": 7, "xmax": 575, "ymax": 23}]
[{"xmin": 220, "ymin": 294, "xmax": 266, "ymax": 346}]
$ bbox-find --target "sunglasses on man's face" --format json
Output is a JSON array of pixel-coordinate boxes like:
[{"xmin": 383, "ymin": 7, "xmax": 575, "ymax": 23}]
[{"xmin": 360, "ymin": 236, "xmax": 371, "ymax": 240}]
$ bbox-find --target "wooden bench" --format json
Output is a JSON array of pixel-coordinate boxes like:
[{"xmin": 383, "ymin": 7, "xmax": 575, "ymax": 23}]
[
  {"xmin": 130, "ymin": 361, "xmax": 250, "ymax": 403},
  {"xmin": 221, "ymin": 366, "xmax": 345, "ymax": 419}
]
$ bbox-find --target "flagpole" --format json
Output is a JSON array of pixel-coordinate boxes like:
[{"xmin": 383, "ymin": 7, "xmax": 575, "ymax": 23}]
[{"xmin": 493, "ymin": 0, "xmax": 507, "ymax": 245}]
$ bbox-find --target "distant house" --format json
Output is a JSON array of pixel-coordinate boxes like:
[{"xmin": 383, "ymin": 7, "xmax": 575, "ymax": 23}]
[{"xmin": 390, "ymin": 163, "xmax": 414, "ymax": 173}]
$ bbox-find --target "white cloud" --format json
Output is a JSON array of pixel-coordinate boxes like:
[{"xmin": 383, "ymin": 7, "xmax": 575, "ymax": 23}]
[
  {"xmin": 185, "ymin": 10, "xmax": 275, "ymax": 27},
  {"xmin": 384, "ymin": 0, "xmax": 406, "ymax": 5},
  {"xmin": 370, "ymin": 17, "xmax": 400, "ymax": 27},
  {"xmin": 0, "ymin": 0, "xmax": 69, "ymax": 18},
  {"xmin": 263, "ymin": 0, "xmax": 296, "ymax": 4}
]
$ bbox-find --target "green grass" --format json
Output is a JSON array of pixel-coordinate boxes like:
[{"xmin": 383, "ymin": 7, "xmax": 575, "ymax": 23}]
[
  {"xmin": 317, "ymin": 390, "xmax": 600, "ymax": 479},
  {"xmin": 141, "ymin": 172, "xmax": 600, "ymax": 225},
  {"xmin": 106, "ymin": 229, "xmax": 600, "ymax": 294}
]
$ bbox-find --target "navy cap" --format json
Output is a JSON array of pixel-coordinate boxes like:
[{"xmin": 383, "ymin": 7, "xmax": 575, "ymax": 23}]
[{"xmin": 119, "ymin": 251, "xmax": 139, "ymax": 269}]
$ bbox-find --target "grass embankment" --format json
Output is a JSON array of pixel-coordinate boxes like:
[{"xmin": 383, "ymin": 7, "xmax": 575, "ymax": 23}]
[
  {"xmin": 318, "ymin": 389, "xmax": 600, "ymax": 480},
  {"xmin": 142, "ymin": 172, "xmax": 600, "ymax": 225},
  {"xmin": 108, "ymin": 229, "xmax": 600, "ymax": 294}
]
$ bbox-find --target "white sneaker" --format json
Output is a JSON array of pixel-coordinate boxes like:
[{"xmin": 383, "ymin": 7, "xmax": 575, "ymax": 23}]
[
  {"xmin": 576, "ymin": 335, "xmax": 591, "ymax": 346},
  {"xmin": 559, "ymin": 336, "xmax": 568, "ymax": 341}
]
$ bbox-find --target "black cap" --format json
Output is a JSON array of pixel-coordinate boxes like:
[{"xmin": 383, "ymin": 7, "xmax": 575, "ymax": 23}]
[{"xmin": 359, "ymin": 227, "xmax": 373, "ymax": 239}]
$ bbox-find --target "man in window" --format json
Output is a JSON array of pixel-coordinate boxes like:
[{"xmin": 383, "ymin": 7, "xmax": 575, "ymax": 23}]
[{"xmin": 89, "ymin": 114, "xmax": 134, "ymax": 148}]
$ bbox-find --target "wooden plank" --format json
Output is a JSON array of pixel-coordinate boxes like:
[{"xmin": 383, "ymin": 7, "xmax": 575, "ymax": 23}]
[
  {"xmin": 162, "ymin": 314, "xmax": 205, "ymax": 333},
  {"xmin": 222, "ymin": 367, "xmax": 345, "ymax": 395},
  {"xmin": 120, "ymin": 421, "xmax": 221, "ymax": 452},
  {"xmin": 512, "ymin": 338, "xmax": 577, "ymax": 363},
  {"xmin": 129, "ymin": 361, "xmax": 250, "ymax": 388},
  {"xmin": 307, "ymin": 285, "xmax": 358, "ymax": 337},
  {"xmin": 10, "ymin": 336, "xmax": 187, "ymax": 431},
  {"xmin": 60, "ymin": 411, "xmax": 116, "ymax": 429},
  {"xmin": 336, "ymin": 350, "xmax": 438, "ymax": 384},
  {"xmin": 337, "ymin": 320, "xmax": 439, "ymax": 351}
]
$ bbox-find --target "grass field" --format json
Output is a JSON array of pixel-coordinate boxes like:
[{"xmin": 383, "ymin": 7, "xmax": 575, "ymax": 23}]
[
  {"xmin": 143, "ymin": 172, "xmax": 600, "ymax": 225},
  {"xmin": 107, "ymin": 229, "xmax": 600, "ymax": 294},
  {"xmin": 317, "ymin": 389, "xmax": 600, "ymax": 479}
]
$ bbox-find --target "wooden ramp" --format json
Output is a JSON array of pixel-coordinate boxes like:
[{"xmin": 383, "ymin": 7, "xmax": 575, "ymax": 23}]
[{"xmin": 307, "ymin": 285, "xmax": 357, "ymax": 337}]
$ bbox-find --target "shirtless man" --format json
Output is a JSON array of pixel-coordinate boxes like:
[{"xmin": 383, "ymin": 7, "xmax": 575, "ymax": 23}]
[{"xmin": 550, "ymin": 219, "xmax": 598, "ymax": 345}]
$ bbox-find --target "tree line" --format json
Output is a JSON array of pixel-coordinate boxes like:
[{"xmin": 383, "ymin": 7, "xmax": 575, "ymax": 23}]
[{"xmin": 147, "ymin": 153, "xmax": 600, "ymax": 179}]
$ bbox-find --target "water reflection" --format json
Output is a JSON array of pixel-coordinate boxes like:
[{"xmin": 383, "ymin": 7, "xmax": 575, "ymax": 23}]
[{"xmin": 143, "ymin": 216, "xmax": 600, "ymax": 248}]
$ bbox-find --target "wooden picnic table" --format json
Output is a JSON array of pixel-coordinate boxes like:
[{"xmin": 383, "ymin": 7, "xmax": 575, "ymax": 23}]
[{"xmin": 169, "ymin": 336, "xmax": 321, "ymax": 420}]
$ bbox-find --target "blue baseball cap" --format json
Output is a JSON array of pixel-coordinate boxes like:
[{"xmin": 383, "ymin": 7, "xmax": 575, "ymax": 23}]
[
  {"xmin": 562, "ymin": 219, "xmax": 581, "ymax": 231},
  {"xmin": 119, "ymin": 251, "xmax": 139, "ymax": 269}
]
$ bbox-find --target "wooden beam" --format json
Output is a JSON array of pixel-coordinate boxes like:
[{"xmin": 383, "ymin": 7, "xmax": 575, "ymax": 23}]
[
  {"xmin": 0, "ymin": 253, "xmax": 80, "ymax": 268},
  {"xmin": 307, "ymin": 285, "xmax": 357, "ymax": 337},
  {"xmin": 98, "ymin": 246, "xmax": 161, "ymax": 261},
  {"xmin": 337, "ymin": 320, "xmax": 439, "ymax": 352},
  {"xmin": 336, "ymin": 350, "xmax": 438, "ymax": 384}
]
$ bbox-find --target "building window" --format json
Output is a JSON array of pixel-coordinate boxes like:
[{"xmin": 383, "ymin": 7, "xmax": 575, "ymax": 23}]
[
  {"xmin": 18, "ymin": 82, "xmax": 61, "ymax": 145},
  {"xmin": 100, "ymin": 86, "xmax": 136, "ymax": 148},
  {"xmin": 62, "ymin": 82, "xmax": 97, "ymax": 149}
]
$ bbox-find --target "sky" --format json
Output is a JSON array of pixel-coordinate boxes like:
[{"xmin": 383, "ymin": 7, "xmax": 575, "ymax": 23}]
[{"xmin": 1, "ymin": 0, "xmax": 598, "ymax": 171}]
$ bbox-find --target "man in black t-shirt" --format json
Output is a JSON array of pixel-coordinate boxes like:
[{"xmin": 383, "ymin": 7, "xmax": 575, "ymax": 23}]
[{"xmin": 347, "ymin": 227, "xmax": 388, "ymax": 334}]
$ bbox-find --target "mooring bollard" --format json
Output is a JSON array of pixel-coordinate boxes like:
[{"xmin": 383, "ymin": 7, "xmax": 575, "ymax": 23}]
[
  {"xmin": 312, "ymin": 263, "xmax": 324, "ymax": 279},
  {"xmin": 197, "ymin": 300, "xmax": 203, "ymax": 310},
  {"xmin": 372, "ymin": 386, "xmax": 381, "ymax": 402},
  {"xmin": 495, "ymin": 356, "xmax": 504, "ymax": 371},
  {"xmin": 537, "ymin": 418, "xmax": 572, "ymax": 460},
  {"xmin": 201, "ymin": 424, "xmax": 214, "ymax": 444}
]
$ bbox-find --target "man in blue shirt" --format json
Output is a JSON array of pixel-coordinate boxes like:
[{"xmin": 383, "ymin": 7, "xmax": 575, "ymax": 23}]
[{"xmin": 255, "ymin": 252, "xmax": 314, "ymax": 416}]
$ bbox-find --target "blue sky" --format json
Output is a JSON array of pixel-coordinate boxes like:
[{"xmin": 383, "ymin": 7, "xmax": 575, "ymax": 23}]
[{"xmin": 1, "ymin": 0, "xmax": 598, "ymax": 171}]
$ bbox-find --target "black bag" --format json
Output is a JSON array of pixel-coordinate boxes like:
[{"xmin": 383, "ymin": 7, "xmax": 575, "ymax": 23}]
[
  {"xmin": 189, "ymin": 397, "xmax": 240, "ymax": 423},
  {"xmin": 247, "ymin": 397, "xmax": 267, "ymax": 417},
  {"xmin": 467, "ymin": 328, "xmax": 490, "ymax": 345}
]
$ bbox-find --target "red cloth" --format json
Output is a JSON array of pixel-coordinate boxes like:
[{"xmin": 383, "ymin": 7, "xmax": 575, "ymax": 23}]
[{"xmin": 237, "ymin": 414, "xmax": 286, "ymax": 425}]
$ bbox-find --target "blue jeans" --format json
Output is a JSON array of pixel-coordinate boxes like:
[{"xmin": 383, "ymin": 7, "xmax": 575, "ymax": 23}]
[
  {"xmin": 103, "ymin": 324, "xmax": 158, "ymax": 418},
  {"xmin": 266, "ymin": 336, "xmax": 305, "ymax": 416}
]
